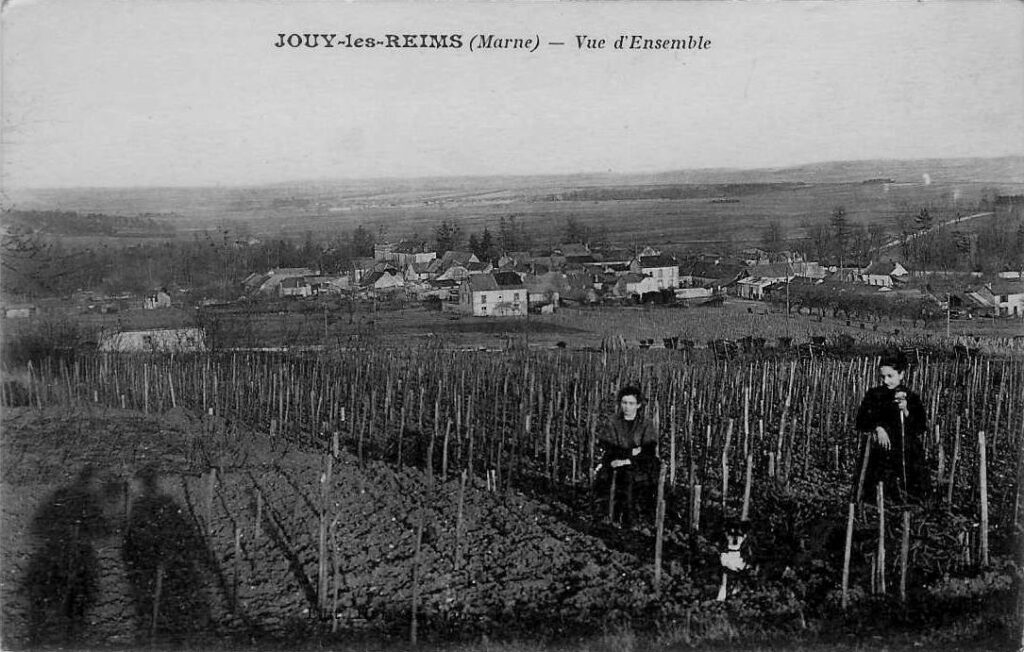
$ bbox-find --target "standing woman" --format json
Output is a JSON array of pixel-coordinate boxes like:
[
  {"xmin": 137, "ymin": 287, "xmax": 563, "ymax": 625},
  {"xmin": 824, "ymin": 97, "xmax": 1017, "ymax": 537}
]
[
  {"xmin": 595, "ymin": 385, "xmax": 660, "ymax": 526},
  {"xmin": 854, "ymin": 351, "xmax": 929, "ymax": 505}
]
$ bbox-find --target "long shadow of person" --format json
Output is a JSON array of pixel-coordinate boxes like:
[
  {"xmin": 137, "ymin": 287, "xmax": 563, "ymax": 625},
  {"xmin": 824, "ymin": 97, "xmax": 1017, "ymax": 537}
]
[
  {"xmin": 123, "ymin": 465, "xmax": 211, "ymax": 643},
  {"xmin": 24, "ymin": 464, "xmax": 109, "ymax": 646}
]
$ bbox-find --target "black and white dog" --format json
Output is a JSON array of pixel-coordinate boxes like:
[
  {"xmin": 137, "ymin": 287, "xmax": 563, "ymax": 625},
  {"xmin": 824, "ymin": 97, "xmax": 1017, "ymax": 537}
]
[{"xmin": 716, "ymin": 519, "xmax": 754, "ymax": 601}]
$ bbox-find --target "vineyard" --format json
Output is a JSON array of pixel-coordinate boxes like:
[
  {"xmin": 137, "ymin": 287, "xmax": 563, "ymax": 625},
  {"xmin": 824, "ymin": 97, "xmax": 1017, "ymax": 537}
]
[{"xmin": 2, "ymin": 348, "xmax": 1023, "ymax": 650}]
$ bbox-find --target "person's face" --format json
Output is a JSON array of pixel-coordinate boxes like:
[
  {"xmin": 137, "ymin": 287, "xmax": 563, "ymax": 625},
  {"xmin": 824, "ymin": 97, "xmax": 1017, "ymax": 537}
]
[
  {"xmin": 879, "ymin": 365, "xmax": 904, "ymax": 390},
  {"xmin": 620, "ymin": 394, "xmax": 640, "ymax": 419}
]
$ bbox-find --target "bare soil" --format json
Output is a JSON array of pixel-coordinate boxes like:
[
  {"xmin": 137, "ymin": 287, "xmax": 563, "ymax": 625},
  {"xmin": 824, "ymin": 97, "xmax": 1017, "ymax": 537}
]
[{"xmin": 1, "ymin": 405, "xmax": 1019, "ymax": 651}]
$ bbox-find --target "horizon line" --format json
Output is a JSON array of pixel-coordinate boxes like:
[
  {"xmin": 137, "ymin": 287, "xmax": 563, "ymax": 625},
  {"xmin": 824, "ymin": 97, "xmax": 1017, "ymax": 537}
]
[{"xmin": 5, "ymin": 154, "xmax": 1023, "ymax": 194}]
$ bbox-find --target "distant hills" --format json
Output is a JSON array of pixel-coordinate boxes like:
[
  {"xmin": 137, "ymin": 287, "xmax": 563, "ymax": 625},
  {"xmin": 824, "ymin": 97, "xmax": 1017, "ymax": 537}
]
[
  {"xmin": 5, "ymin": 156, "xmax": 1021, "ymax": 225},
  {"xmin": 600, "ymin": 156, "xmax": 1024, "ymax": 186}
]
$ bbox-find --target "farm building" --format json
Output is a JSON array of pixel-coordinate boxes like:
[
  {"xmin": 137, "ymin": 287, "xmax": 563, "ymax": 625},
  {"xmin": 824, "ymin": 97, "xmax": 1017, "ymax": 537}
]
[
  {"xmin": 862, "ymin": 261, "xmax": 909, "ymax": 287},
  {"xmin": 144, "ymin": 289, "xmax": 172, "ymax": 309},
  {"xmin": 280, "ymin": 277, "xmax": 314, "ymax": 297},
  {"xmin": 98, "ymin": 327, "xmax": 207, "ymax": 353},
  {"xmin": 458, "ymin": 271, "xmax": 527, "ymax": 317},
  {"xmin": 675, "ymin": 287, "xmax": 714, "ymax": 301}
]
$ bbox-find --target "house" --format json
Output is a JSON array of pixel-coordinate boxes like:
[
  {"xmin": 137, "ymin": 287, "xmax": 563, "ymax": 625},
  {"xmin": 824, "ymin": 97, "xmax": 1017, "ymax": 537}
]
[
  {"xmin": 675, "ymin": 287, "xmax": 714, "ymax": 301},
  {"xmin": 790, "ymin": 261, "xmax": 827, "ymax": 279},
  {"xmin": 988, "ymin": 280, "xmax": 1024, "ymax": 317},
  {"xmin": 680, "ymin": 261, "xmax": 746, "ymax": 291},
  {"xmin": 360, "ymin": 269, "xmax": 405, "ymax": 292},
  {"xmin": 403, "ymin": 260, "xmax": 433, "ymax": 283},
  {"xmin": 553, "ymin": 242, "xmax": 591, "ymax": 257},
  {"xmin": 735, "ymin": 277, "xmax": 777, "ymax": 300},
  {"xmin": 745, "ymin": 262, "xmax": 796, "ymax": 284},
  {"xmin": 351, "ymin": 258, "xmax": 379, "ymax": 283},
  {"xmin": 98, "ymin": 327, "xmax": 207, "ymax": 353},
  {"xmin": 630, "ymin": 254, "xmax": 680, "ymax": 290},
  {"xmin": 862, "ymin": 261, "xmax": 909, "ymax": 287},
  {"xmin": 376, "ymin": 240, "xmax": 437, "ymax": 267},
  {"xmin": 523, "ymin": 271, "xmax": 569, "ymax": 308},
  {"xmin": 280, "ymin": 277, "xmax": 314, "ymax": 297},
  {"xmin": 458, "ymin": 271, "xmax": 528, "ymax": 316},
  {"xmin": 4, "ymin": 304, "xmax": 36, "ymax": 319},
  {"xmin": 252, "ymin": 268, "xmax": 316, "ymax": 295},
  {"xmin": 613, "ymin": 272, "xmax": 662, "ymax": 298},
  {"xmin": 144, "ymin": 289, "xmax": 172, "ymax": 309}
]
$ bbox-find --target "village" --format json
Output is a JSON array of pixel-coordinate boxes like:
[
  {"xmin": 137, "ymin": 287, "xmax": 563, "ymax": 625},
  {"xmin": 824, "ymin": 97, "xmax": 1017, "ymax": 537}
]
[
  {"xmin": 7, "ymin": 234, "xmax": 1019, "ymax": 355},
  {"xmin": 158, "ymin": 239, "xmax": 1024, "ymax": 320}
]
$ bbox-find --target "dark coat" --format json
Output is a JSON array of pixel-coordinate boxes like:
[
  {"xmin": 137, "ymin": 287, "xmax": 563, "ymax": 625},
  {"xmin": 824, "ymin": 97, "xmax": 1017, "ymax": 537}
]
[
  {"xmin": 854, "ymin": 384, "xmax": 928, "ymax": 503},
  {"xmin": 597, "ymin": 413, "xmax": 658, "ymax": 467},
  {"xmin": 594, "ymin": 413, "xmax": 660, "ymax": 524}
]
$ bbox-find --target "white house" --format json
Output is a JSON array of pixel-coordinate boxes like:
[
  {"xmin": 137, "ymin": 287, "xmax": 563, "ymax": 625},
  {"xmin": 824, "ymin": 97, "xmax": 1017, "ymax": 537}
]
[
  {"xmin": 99, "ymin": 328, "xmax": 207, "ymax": 353},
  {"xmin": 630, "ymin": 255, "xmax": 679, "ymax": 290},
  {"xmin": 989, "ymin": 280, "xmax": 1024, "ymax": 317},
  {"xmin": 458, "ymin": 271, "xmax": 528, "ymax": 316}
]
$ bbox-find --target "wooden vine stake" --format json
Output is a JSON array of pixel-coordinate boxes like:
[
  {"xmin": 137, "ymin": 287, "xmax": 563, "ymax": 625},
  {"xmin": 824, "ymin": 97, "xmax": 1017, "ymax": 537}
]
[
  {"xmin": 841, "ymin": 502, "xmax": 855, "ymax": 610},
  {"xmin": 876, "ymin": 482, "xmax": 886, "ymax": 594},
  {"xmin": 205, "ymin": 468, "xmax": 216, "ymax": 537},
  {"xmin": 741, "ymin": 453, "xmax": 753, "ymax": 522},
  {"xmin": 899, "ymin": 510, "xmax": 910, "ymax": 603},
  {"xmin": 318, "ymin": 454, "xmax": 333, "ymax": 615},
  {"xmin": 691, "ymin": 484, "xmax": 702, "ymax": 532},
  {"xmin": 653, "ymin": 465, "xmax": 666, "ymax": 591},
  {"xmin": 410, "ymin": 504, "xmax": 424, "ymax": 645},
  {"xmin": 151, "ymin": 562, "xmax": 165, "ymax": 641},
  {"xmin": 721, "ymin": 419, "xmax": 733, "ymax": 514},
  {"xmin": 978, "ymin": 430, "xmax": 989, "ymax": 567},
  {"xmin": 454, "ymin": 470, "xmax": 467, "ymax": 570},
  {"xmin": 946, "ymin": 415, "xmax": 961, "ymax": 505}
]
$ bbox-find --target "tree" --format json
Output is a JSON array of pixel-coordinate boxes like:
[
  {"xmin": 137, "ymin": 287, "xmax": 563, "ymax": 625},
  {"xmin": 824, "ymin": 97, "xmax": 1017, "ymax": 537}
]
[
  {"xmin": 564, "ymin": 217, "xmax": 588, "ymax": 245},
  {"xmin": 499, "ymin": 215, "xmax": 532, "ymax": 252},
  {"xmin": 760, "ymin": 221, "xmax": 785, "ymax": 251},
  {"xmin": 467, "ymin": 232, "xmax": 482, "ymax": 258},
  {"xmin": 478, "ymin": 227, "xmax": 498, "ymax": 262},
  {"xmin": 351, "ymin": 225, "xmax": 375, "ymax": 258},
  {"xmin": 914, "ymin": 208, "xmax": 933, "ymax": 232},
  {"xmin": 867, "ymin": 223, "xmax": 888, "ymax": 252},
  {"xmin": 830, "ymin": 206, "xmax": 850, "ymax": 263},
  {"xmin": 434, "ymin": 219, "xmax": 463, "ymax": 253}
]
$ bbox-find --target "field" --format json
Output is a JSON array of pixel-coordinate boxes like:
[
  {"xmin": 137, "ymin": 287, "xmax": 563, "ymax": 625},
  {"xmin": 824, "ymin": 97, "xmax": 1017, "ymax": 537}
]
[
  {"xmin": 6, "ymin": 296, "xmax": 1023, "ymax": 360},
  {"xmin": 9, "ymin": 157, "xmax": 1023, "ymax": 247},
  {"xmin": 2, "ymin": 345, "xmax": 1022, "ymax": 650}
]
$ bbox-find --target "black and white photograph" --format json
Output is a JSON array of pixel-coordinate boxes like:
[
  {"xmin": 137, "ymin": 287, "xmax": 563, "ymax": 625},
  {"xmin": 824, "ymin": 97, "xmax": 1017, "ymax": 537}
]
[{"xmin": 2, "ymin": 1, "xmax": 1023, "ymax": 650}]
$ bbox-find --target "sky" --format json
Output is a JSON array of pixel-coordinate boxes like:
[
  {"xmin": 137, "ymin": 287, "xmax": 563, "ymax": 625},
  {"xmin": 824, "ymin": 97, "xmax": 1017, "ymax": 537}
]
[{"xmin": 2, "ymin": 0, "xmax": 1023, "ymax": 189}]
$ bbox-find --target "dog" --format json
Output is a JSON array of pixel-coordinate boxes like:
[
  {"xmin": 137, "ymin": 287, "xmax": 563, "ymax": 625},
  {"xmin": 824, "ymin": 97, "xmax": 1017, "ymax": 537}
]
[{"xmin": 716, "ymin": 519, "xmax": 754, "ymax": 601}]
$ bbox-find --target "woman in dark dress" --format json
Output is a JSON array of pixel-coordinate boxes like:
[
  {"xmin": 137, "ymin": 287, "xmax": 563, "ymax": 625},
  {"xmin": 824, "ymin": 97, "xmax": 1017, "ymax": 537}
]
[
  {"xmin": 594, "ymin": 385, "xmax": 660, "ymax": 526},
  {"xmin": 854, "ymin": 352, "xmax": 929, "ymax": 505}
]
